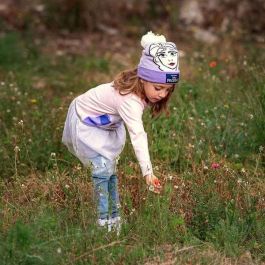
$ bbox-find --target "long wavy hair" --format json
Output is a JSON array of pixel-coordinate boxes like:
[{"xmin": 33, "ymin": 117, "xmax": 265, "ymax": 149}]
[{"xmin": 113, "ymin": 68, "xmax": 175, "ymax": 117}]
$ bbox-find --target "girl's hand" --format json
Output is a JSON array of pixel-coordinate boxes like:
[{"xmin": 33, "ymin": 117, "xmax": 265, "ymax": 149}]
[{"xmin": 145, "ymin": 174, "xmax": 162, "ymax": 194}]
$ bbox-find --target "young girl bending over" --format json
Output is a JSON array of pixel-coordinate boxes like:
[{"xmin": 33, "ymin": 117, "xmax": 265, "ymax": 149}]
[{"xmin": 62, "ymin": 31, "xmax": 180, "ymax": 232}]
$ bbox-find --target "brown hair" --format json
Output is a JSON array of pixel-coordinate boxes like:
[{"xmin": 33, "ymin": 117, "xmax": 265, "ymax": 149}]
[{"xmin": 113, "ymin": 68, "xmax": 175, "ymax": 117}]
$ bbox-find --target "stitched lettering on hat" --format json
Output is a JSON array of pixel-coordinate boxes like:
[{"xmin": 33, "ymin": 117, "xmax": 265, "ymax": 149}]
[{"xmin": 166, "ymin": 73, "xmax": 179, "ymax": 83}]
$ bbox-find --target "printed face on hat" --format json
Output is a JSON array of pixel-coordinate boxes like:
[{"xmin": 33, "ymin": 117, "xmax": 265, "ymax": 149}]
[
  {"xmin": 150, "ymin": 43, "xmax": 179, "ymax": 72},
  {"xmin": 141, "ymin": 80, "xmax": 173, "ymax": 103}
]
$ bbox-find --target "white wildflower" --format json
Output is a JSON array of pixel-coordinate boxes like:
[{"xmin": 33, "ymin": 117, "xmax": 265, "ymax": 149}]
[
  {"xmin": 237, "ymin": 178, "xmax": 243, "ymax": 184},
  {"xmin": 18, "ymin": 120, "xmax": 24, "ymax": 126},
  {"xmin": 241, "ymin": 168, "xmax": 246, "ymax": 173},
  {"xmin": 14, "ymin": 146, "xmax": 20, "ymax": 152}
]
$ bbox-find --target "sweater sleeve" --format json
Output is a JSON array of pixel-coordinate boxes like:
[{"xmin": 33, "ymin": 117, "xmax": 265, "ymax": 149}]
[{"xmin": 117, "ymin": 96, "xmax": 153, "ymax": 177}]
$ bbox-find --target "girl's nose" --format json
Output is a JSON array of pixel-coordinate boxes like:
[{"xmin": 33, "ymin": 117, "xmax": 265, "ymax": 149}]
[{"xmin": 159, "ymin": 90, "xmax": 167, "ymax": 98}]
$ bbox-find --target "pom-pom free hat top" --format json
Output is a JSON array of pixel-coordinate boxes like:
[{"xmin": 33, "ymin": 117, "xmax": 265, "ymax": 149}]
[{"xmin": 137, "ymin": 31, "xmax": 180, "ymax": 84}]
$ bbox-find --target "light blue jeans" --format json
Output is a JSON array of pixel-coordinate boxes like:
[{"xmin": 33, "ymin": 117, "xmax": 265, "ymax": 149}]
[{"xmin": 89, "ymin": 155, "xmax": 120, "ymax": 220}]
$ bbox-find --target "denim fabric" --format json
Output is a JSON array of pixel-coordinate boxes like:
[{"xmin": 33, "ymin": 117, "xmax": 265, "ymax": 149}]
[{"xmin": 90, "ymin": 155, "xmax": 120, "ymax": 219}]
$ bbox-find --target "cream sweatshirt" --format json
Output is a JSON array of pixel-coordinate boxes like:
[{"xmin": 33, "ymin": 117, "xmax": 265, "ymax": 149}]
[{"xmin": 75, "ymin": 82, "xmax": 153, "ymax": 177}]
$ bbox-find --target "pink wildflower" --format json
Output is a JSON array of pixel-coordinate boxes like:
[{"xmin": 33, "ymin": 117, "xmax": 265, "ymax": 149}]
[{"xmin": 211, "ymin": 162, "xmax": 220, "ymax": 169}]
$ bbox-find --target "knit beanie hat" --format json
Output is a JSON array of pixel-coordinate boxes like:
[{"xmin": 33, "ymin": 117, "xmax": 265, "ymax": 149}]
[{"xmin": 137, "ymin": 31, "xmax": 180, "ymax": 84}]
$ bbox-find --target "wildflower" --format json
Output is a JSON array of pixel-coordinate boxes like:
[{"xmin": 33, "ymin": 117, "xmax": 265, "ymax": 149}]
[
  {"xmin": 174, "ymin": 185, "xmax": 179, "ymax": 189},
  {"xmin": 188, "ymin": 143, "xmax": 194, "ymax": 148},
  {"xmin": 18, "ymin": 120, "xmax": 24, "ymax": 127},
  {"xmin": 65, "ymin": 184, "xmax": 70, "ymax": 189},
  {"xmin": 168, "ymin": 175, "xmax": 173, "ymax": 181},
  {"xmin": 30, "ymin": 99, "xmax": 37, "ymax": 104},
  {"xmin": 237, "ymin": 178, "xmax": 243, "ymax": 184},
  {"xmin": 76, "ymin": 164, "xmax": 82, "ymax": 170},
  {"xmin": 209, "ymin": 61, "xmax": 217, "ymax": 68},
  {"xmin": 129, "ymin": 208, "xmax": 135, "ymax": 215},
  {"xmin": 14, "ymin": 146, "xmax": 20, "ymax": 153},
  {"xmin": 259, "ymin": 146, "xmax": 264, "ymax": 152},
  {"xmin": 50, "ymin": 152, "xmax": 56, "ymax": 158},
  {"xmin": 211, "ymin": 162, "xmax": 220, "ymax": 169},
  {"xmin": 203, "ymin": 165, "xmax": 209, "ymax": 170},
  {"xmin": 57, "ymin": 247, "xmax": 62, "ymax": 254},
  {"xmin": 0, "ymin": 81, "xmax": 5, "ymax": 86},
  {"xmin": 241, "ymin": 168, "xmax": 246, "ymax": 173},
  {"xmin": 249, "ymin": 114, "xmax": 254, "ymax": 120}
]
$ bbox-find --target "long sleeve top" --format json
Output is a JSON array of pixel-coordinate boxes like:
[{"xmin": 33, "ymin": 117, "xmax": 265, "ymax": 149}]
[{"xmin": 75, "ymin": 82, "xmax": 153, "ymax": 177}]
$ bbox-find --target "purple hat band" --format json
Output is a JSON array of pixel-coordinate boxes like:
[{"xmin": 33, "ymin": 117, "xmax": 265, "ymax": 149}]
[
  {"xmin": 137, "ymin": 41, "xmax": 180, "ymax": 84},
  {"xmin": 137, "ymin": 67, "xmax": 180, "ymax": 84}
]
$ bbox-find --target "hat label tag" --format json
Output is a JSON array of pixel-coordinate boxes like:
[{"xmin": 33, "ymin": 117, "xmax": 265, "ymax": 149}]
[{"xmin": 166, "ymin": 73, "xmax": 179, "ymax": 83}]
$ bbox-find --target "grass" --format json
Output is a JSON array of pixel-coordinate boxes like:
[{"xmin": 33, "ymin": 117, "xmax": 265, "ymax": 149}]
[{"xmin": 0, "ymin": 31, "xmax": 264, "ymax": 264}]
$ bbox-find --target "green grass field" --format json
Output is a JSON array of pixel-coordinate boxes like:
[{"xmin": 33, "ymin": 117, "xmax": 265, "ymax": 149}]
[{"xmin": 0, "ymin": 32, "xmax": 264, "ymax": 265}]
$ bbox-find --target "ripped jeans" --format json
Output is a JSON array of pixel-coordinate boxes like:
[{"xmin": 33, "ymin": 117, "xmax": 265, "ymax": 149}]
[{"xmin": 90, "ymin": 155, "xmax": 120, "ymax": 220}]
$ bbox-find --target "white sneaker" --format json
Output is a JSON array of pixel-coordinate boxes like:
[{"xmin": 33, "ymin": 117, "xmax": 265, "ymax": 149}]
[
  {"xmin": 110, "ymin": 216, "xmax": 122, "ymax": 235},
  {"xmin": 97, "ymin": 218, "xmax": 113, "ymax": 232},
  {"xmin": 97, "ymin": 218, "xmax": 108, "ymax": 227}
]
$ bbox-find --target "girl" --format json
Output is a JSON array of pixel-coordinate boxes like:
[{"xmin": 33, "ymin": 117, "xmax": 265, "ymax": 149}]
[{"xmin": 62, "ymin": 31, "xmax": 180, "ymax": 232}]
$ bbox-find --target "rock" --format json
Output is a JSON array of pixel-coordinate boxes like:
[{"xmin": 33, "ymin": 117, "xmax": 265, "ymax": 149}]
[
  {"xmin": 192, "ymin": 27, "xmax": 219, "ymax": 44},
  {"xmin": 179, "ymin": 0, "xmax": 204, "ymax": 26},
  {"xmin": 238, "ymin": 251, "xmax": 254, "ymax": 265}
]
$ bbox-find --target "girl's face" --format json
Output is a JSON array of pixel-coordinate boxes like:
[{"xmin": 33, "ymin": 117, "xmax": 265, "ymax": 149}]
[{"xmin": 142, "ymin": 81, "xmax": 173, "ymax": 103}]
